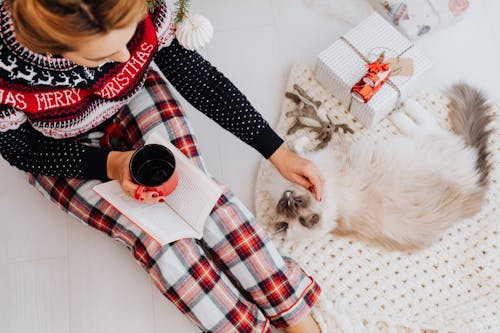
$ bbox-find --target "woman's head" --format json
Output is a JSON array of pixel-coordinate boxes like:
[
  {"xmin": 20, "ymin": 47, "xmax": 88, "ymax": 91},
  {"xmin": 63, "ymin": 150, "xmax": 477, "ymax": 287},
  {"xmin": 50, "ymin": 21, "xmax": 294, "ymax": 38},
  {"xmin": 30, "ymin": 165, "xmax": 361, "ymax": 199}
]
[{"xmin": 7, "ymin": 0, "xmax": 148, "ymax": 66}]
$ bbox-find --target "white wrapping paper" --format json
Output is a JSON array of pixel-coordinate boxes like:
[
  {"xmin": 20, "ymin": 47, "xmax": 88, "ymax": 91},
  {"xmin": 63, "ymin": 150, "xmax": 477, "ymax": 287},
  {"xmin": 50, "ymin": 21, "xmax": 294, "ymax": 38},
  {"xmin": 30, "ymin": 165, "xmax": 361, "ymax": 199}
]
[
  {"xmin": 315, "ymin": 12, "xmax": 432, "ymax": 128},
  {"xmin": 369, "ymin": 0, "xmax": 470, "ymax": 40}
]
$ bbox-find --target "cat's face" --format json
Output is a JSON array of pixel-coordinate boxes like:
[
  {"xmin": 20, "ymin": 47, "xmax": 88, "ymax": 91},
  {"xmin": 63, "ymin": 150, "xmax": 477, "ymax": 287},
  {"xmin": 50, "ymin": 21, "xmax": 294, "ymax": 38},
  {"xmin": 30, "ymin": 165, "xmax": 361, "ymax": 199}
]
[{"xmin": 273, "ymin": 188, "xmax": 336, "ymax": 241}]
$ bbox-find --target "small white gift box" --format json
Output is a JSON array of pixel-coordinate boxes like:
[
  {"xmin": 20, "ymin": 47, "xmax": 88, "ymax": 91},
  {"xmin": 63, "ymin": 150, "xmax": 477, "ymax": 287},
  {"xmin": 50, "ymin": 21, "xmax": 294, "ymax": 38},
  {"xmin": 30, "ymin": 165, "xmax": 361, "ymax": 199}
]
[
  {"xmin": 315, "ymin": 12, "xmax": 432, "ymax": 128},
  {"xmin": 369, "ymin": 0, "xmax": 470, "ymax": 40}
]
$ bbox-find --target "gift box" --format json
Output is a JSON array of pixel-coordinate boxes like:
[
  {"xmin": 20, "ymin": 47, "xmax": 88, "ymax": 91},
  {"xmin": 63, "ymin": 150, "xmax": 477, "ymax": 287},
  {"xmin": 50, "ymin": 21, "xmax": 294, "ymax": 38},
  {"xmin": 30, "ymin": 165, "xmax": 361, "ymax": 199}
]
[
  {"xmin": 369, "ymin": 0, "xmax": 470, "ymax": 40},
  {"xmin": 315, "ymin": 12, "xmax": 432, "ymax": 128}
]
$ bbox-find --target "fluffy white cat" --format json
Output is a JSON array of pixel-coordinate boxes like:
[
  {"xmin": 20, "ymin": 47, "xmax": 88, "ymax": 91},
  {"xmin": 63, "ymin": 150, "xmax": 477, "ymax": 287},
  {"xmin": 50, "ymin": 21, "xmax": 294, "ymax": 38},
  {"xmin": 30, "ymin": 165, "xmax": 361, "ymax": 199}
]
[{"xmin": 268, "ymin": 84, "xmax": 493, "ymax": 250}]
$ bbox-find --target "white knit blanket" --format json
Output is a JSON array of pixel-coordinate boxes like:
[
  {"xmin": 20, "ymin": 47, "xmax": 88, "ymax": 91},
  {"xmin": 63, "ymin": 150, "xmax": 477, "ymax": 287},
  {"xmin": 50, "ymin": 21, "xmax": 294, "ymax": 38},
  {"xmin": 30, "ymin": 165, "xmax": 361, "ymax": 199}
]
[{"xmin": 255, "ymin": 64, "xmax": 500, "ymax": 333}]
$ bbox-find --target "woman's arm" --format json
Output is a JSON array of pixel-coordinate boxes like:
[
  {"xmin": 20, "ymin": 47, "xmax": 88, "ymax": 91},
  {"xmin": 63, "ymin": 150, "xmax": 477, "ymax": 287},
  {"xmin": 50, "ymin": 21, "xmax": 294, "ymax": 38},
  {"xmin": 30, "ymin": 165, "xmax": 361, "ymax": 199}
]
[
  {"xmin": 0, "ymin": 122, "xmax": 110, "ymax": 181},
  {"xmin": 154, "ymin": 39, "xmax": 284, "ymax": 159},
  {"xmin": 155, "ymin": 39, "xmax": 324, "ymax": 200}
]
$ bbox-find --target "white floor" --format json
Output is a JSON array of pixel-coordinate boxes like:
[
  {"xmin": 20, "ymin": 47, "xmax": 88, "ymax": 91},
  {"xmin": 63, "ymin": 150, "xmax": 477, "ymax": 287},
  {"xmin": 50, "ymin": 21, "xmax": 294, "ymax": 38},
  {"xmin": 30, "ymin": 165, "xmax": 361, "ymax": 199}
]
[{"xmin": 2, "ymin": 1, "xmax": 500, "ymax": 332}]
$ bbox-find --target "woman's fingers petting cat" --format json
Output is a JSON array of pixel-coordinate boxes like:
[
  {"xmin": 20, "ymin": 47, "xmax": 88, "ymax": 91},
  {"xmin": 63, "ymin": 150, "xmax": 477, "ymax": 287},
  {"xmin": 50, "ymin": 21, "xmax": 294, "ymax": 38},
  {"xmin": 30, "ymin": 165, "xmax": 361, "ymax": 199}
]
[{"xmin": 295, "ymin": 162, "xmax": 324, "ymax": 201}]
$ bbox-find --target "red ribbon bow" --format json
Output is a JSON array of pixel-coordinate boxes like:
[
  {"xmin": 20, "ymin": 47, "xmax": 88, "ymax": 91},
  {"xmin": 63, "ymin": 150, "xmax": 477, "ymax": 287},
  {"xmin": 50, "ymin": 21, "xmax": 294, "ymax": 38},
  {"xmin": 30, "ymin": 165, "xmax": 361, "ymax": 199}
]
[
  {"xmin": 351, "ymin": 53, "xmax": 391, "ymax": 103},
  {"xmin": 366, "ymin": 54, "xmax": 390, "ymax": 73}
]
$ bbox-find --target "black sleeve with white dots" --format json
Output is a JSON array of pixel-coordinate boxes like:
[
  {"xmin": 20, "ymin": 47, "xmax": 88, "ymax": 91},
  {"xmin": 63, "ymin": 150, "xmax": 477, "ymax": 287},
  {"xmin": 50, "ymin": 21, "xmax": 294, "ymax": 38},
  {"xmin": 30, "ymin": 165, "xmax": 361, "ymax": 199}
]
[
  {"xmin": 0, "ymin": 122, "xmax": 110, "ymax": 181},
  {"xmin": 155, "ymin": 39, "xmax": 284, "ymax": 159}
]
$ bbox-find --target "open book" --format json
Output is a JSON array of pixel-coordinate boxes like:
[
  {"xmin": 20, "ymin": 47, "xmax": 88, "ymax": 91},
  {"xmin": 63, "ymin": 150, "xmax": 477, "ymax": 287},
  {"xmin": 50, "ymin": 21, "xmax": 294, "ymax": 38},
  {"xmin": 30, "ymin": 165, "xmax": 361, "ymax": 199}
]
[{"xmin": 93, "ymin": 130, "xmax": 223, "ymax": 245}]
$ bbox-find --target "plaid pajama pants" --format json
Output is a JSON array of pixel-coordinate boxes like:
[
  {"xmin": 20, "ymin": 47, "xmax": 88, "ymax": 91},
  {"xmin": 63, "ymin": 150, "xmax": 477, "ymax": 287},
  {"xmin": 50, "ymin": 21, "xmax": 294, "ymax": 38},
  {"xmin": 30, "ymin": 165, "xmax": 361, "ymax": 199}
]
[{"xmin": 27, "ymin": 69, "xmax": 321, "ymax": 332}]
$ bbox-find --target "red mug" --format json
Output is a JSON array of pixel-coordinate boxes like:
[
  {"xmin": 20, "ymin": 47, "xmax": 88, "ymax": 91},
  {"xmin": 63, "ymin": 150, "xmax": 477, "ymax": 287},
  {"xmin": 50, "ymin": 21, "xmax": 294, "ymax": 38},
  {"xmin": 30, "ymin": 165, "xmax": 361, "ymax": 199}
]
[{"xmin": 129, "ymin": 144, "xmax": 178, "ymax": 200}]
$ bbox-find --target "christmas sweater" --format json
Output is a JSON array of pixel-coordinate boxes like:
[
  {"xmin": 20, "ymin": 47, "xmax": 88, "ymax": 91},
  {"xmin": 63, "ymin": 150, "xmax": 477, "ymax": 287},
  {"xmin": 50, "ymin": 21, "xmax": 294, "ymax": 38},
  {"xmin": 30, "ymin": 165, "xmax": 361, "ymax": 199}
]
[{"xmin": 0, "ymin": 0, "xmax": 283, "ymax": 180}]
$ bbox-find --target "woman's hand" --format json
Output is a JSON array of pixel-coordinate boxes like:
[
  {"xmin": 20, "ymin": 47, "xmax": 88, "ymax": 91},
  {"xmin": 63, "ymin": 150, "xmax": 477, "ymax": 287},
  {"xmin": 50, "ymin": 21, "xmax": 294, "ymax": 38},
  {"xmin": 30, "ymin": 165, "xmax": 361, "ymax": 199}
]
[
  {"xmin": 269, "ymin": 144, "xmax": 325, "ymax": 201},
  {"xmin": 106, "ymin": 151, "xmax": 164, "ymax": 203}
]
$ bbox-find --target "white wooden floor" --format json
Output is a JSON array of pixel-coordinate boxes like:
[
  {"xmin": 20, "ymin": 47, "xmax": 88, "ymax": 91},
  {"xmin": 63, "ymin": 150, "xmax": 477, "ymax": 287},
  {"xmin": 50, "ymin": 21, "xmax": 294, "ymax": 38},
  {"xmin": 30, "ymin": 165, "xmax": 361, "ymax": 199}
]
[{"xmin": 2, "ymin": 1, "xmax": 500, "ymax": 332}]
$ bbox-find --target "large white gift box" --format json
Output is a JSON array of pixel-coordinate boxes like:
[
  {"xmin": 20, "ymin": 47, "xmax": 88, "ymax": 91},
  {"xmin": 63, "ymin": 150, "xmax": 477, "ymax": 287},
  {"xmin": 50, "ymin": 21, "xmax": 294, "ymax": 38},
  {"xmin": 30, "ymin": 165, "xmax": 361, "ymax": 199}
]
[
  {"xmin": 369, "ymin": 0, "xmax": 470, "ymax": 40},
  {"xmin": 315, "ymin": 12, "xmax": 432, "ymax": 128}
]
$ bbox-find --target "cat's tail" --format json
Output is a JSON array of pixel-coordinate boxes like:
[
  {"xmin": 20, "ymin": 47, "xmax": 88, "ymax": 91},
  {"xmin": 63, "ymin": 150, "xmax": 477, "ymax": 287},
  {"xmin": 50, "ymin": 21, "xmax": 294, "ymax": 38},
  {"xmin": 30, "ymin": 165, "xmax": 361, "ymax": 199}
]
[{"xmin": 448, "ymin": 83, "xmax": 494, "ymax": 188}]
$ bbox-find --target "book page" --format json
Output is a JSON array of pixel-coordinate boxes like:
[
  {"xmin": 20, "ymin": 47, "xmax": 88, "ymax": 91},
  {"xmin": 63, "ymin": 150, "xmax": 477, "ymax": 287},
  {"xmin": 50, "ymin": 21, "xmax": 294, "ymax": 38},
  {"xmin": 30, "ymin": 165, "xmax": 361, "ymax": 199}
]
[
  {"xmin": 93, "ymin": 181, "xmax": 202, "ymax": 244},
  {"xmin": 93, "ymin": 129, "xmax": 223, "ymax": 245},
  {"xmin": 146, "ymin": 131, "xmax": 223, "ymax": 235}
]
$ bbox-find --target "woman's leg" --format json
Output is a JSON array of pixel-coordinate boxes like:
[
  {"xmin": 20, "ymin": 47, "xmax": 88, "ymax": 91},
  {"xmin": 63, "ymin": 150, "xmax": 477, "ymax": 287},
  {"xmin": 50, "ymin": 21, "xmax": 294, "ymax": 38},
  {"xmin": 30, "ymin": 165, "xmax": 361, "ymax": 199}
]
[
  {"xmin": 125, "ymin": 70, "xmax": 322, "ymax": 330},
  {"xmin": 115, "ymin": 69, "xmax": 322, "ymax": 330},
  {"xmin": 28, "ymin": 69, "xmax": 320, "ymax": 331},
  {"xmin": 27, "ymin": 70, "xmax": 272, "ymax": 332},
  {"xmin": 200, "ymin": 188, "xmax": 321, "ymax": 330},
  {"xmin": 28, "ymin": 172, "xmax": 271, "ymax": 331}
]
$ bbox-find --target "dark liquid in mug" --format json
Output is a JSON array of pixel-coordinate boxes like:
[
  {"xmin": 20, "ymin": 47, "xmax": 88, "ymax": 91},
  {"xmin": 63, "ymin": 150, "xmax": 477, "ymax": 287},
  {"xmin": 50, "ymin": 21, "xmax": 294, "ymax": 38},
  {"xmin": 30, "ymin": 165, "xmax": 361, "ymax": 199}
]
[{"xmin": 135, "ymin": 159, "xmax": 174, "ymax": 186}]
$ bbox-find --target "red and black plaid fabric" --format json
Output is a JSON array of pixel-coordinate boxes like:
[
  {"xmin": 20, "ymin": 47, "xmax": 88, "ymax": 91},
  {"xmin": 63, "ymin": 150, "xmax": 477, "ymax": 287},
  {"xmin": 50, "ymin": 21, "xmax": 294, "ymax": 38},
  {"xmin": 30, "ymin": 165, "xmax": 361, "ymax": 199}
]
[{"xmin": 27, "ymin": 69, "xmax": 321, "ymax": 332}]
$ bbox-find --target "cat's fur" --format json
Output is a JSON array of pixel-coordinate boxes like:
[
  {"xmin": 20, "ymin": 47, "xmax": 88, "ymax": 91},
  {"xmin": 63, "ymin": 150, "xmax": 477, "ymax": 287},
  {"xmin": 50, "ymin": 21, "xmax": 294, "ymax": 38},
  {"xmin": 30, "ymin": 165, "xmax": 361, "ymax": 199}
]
[{"xmin": 268, "ymin": 84, "xmax": 493, "ymax": 250}]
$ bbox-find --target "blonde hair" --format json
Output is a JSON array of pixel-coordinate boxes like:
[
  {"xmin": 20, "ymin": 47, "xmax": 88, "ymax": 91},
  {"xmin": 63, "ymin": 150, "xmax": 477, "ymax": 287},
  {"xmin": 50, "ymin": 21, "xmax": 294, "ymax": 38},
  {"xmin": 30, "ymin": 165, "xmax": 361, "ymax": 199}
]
[{"xmin": 6, "ymin": 0, "xmax": 148, "ymax": 54}]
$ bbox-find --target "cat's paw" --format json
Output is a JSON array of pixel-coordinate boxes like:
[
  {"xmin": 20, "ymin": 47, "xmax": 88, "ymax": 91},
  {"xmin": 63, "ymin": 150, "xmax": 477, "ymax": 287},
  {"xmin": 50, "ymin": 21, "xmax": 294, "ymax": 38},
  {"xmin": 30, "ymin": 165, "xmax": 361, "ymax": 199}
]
[
  {"xmin": 404, "ymin": 99, "xmax": 438, "ymax": 128},
  {"xmin": 391, "ymin": 111, "xmax": 417, "ymax": 135}
]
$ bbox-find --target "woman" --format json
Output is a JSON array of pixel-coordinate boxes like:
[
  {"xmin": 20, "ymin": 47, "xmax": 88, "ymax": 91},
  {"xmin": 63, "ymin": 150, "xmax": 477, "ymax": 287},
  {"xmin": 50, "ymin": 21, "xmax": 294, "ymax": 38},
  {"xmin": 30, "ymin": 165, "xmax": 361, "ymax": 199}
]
[{"xmin": 0, "ymin": 0, "xmax": 324, "ymax": 332}]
